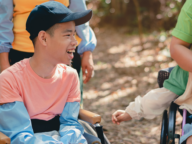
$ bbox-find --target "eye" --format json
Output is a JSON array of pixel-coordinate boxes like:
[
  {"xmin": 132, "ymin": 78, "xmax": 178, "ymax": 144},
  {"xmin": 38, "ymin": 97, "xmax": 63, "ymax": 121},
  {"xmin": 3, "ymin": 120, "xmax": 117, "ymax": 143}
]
[{"xmin": 64, "ymin": 34, "xmax": 70, "ymax": 37}]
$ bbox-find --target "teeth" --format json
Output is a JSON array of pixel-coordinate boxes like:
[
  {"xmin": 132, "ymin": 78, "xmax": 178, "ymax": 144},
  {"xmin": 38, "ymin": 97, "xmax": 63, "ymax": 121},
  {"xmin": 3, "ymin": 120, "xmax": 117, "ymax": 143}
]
[{"xmin": 67, "ymin": 50, "xmax": 75, "ymax": 53}]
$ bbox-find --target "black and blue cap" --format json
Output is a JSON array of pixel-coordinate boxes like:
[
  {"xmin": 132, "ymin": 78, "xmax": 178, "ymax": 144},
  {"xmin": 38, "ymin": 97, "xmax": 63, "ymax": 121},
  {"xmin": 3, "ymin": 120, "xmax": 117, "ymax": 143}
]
[{"xmin": 26, "ymin": 1, "xmax": 92, "ymax": 40}]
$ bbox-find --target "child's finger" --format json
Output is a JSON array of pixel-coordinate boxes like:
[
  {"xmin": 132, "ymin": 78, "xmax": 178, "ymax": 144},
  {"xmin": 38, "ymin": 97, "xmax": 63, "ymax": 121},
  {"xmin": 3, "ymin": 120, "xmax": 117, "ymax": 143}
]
[
  {"xmin": 113, "ymin": 120, "xmax": 120, "ymax": 125},
  {"xmin": 112, "ymin": 116, "xmax": 119, "ymax": 125},
  {"xmin": 112, "ymin": 119, "xmax": 116, "ymax": 124},
  {"xmin": 112, "ymin": 117, "xmax": 118, "ymax": 125},
  {"xmin": 116, "ymin": 114, "xmax": 124, "ymax": 122},
  {"xmin": 112, "ymin": 114, "xmax": 118, "ymax": 122},
  {"xmin": 112, "ymin": 116, "xmax": 115, "ymax": 123},
  {"xmin": 112, "ymin": 111, "xmax": 123, "ymax": 119}
]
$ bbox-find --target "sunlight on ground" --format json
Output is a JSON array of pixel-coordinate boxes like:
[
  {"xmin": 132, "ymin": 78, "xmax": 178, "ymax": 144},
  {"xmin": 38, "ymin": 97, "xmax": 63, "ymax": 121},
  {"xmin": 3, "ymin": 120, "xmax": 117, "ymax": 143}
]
[
  {"xmin": 83, "ymin": 29, "xmax": 178, "ymax": 144},
  {"xmin": 92, "ymin": 86, "xmax": 137, "ymax": 106}
]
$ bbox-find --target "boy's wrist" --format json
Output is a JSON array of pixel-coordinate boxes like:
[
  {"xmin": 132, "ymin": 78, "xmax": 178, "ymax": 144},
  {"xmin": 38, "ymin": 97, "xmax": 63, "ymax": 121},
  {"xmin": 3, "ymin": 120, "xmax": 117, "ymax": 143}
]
[
  {"xmin": 124, "ymin": 112, "xmax": 132, "ymax": 121},
  {"xmin": 0, "ymin": 52, "xmax": 10, "ymax": 72},
  {"xmin": 125, "ymin": 107, "xmax": 140, "ymax": 120},
  {"xmin": 0, "ymin": 52, "xmax": 9, "ymax": 63}
]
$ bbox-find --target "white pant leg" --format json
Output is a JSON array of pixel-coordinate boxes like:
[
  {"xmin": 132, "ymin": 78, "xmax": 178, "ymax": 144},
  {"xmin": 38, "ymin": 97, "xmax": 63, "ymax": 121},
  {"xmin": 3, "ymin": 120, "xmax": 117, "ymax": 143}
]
[{"xmin": 125, "ymin": 87, "xmax": 178, "ymax": 120}]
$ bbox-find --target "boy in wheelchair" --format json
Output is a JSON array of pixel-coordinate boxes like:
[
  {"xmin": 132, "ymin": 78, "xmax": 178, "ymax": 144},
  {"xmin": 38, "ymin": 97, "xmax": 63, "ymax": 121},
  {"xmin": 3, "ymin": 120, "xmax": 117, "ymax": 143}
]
[
  {"xmin": 112, "ymin": 0, "xmax": 192, "ymax": 143},
  {"xmin": 0, "ymin": 1, "xmax": 101, "ymax": 144}
]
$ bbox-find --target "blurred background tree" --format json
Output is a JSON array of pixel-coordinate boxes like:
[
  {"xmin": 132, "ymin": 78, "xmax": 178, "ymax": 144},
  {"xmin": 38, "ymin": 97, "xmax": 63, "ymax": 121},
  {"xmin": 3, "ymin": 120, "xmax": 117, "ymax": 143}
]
[{"xmin": 86, "ymin": 0, "xmax": 185, "ymax": 32}]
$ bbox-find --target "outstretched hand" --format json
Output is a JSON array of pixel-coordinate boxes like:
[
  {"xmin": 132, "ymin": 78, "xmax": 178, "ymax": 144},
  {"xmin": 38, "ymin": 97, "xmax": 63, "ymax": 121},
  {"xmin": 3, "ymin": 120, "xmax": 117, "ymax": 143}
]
[{"xmin": 112, "ymin": 110, "xmax": 132, "ymax": 125}]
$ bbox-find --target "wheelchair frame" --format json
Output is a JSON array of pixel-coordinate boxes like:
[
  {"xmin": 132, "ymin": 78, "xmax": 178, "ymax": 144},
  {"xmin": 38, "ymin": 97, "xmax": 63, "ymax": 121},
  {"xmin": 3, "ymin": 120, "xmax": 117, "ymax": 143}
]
[{"xmin": 159, "ymin": 67, "xmax": 187, "ymax": 144}]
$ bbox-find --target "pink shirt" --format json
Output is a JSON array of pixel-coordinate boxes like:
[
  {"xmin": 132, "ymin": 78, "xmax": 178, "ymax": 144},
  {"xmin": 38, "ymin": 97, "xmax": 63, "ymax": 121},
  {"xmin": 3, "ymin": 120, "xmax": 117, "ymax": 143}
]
[{"xmin": 0, "ymin": 58, "xmax": 80, "ymax": 120}]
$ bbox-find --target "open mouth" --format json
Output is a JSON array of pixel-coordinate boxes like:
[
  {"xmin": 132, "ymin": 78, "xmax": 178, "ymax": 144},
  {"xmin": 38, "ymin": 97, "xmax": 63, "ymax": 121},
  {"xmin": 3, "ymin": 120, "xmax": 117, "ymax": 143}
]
[
  {"xmin": 66, "ymin": 49, "xmax": 75, "ymax": 60},
  {"xmin": 67, "ymin": 49, "xmax": 75, "ymax": 54}
]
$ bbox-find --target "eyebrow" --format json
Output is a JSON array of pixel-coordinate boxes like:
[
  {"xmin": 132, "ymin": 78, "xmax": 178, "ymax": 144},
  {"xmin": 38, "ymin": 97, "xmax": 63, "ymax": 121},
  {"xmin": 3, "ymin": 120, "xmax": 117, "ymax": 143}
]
[{"xmin": 62, "ymin": 29, "xmax": 76, "ymax": 33}]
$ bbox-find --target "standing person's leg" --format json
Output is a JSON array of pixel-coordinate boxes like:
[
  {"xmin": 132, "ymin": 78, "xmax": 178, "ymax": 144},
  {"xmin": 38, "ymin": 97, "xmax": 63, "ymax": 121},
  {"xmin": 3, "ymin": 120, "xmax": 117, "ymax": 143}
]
[
  {"xmin": 9, "ymin": 49, "xmax": 33, "ymax": 65},
  {"xmin": 71, "ymin": 47, "xmax": 84, "ymax": 108}
]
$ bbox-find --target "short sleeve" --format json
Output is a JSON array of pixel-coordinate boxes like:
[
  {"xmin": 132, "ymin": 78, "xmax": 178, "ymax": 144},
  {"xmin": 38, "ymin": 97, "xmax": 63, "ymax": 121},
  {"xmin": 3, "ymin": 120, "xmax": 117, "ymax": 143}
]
[
  {"xmin": 0, "ymin": 70, "xmax": 23, "ymax": 103},
  {"xmin": 172, "ymin": 0, "xmax": 192, "ymax": 43},
  {"xmin": 163, "ymin": 65, "xmax": 189, "ymax": 96},
  {"xmin": 66, "ymin": 70, "xmax": 81, "ymax": 103}
]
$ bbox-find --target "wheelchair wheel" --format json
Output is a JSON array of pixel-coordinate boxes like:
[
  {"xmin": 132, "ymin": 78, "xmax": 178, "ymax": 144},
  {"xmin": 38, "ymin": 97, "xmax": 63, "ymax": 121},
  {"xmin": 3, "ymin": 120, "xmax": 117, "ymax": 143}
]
[
  {"xmin": 160, "ymin": 110, "xmax": 168, "ymax": 144},
  {"xmin": 168, "ymin": 102, "xmax": 179, "ymax": 144}
]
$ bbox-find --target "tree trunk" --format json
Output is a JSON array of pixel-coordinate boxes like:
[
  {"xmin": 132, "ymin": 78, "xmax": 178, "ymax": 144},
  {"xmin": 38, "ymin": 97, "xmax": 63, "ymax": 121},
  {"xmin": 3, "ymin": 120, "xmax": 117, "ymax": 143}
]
[{"xmin": 132, "ymin": 0, "xmax": 144, "ymax": 50}]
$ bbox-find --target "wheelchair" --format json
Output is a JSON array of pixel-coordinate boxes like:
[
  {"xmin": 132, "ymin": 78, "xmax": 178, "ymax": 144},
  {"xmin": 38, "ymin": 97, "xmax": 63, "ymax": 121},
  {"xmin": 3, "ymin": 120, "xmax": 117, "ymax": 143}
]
[
  {"xmin": 158, "ymin": 67, "xmax": 191, "ymax": 144},
  {"xmin": 0, "ymin": 109, "xmax": 110, "ymax": 144}
]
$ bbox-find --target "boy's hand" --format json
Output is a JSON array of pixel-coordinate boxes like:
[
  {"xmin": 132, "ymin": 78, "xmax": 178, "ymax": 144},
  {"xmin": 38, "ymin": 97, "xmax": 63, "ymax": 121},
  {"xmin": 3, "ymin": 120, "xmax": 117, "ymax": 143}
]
[
  {"xmin": 112, "ymin": 110, "xmax": 132, "ymax": 125},
  {"xmin": 81, "ymin": 51, "xmax": 94, "ymax": 84},
  {"xmin": 0, "ymin": 52, "xmax": 10, "ymax": 73}
]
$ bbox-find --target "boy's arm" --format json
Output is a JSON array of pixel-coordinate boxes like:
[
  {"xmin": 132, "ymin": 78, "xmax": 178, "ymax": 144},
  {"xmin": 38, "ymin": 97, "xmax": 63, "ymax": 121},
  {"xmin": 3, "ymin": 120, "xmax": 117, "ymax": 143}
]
[
  {"xmin": 169, "ymin": 0, "xmax": 192, "ymax": 72},
  {"xmin": 0, "ymin": 71, "xmax": 64, "ymax": 143},
  {"xmin": 112, "ymin": 88, "xmax": 177, "ymax": 124},
  {"xmin": 58, "ymin": 70, "xmax": 86, "ymax": 143},
  {"xmin": 170, "ymin": 37, "xmax": 191, "ymax": 72},
  {"xmin": 69, "ymin": 0, "xmax": 97, "ymax": 55},
  {"xmin": 59, "ymin": 102, "xmax": 87, "ymax": 144},
  {"xmin": 126, "ymin": 88, "xmax": 177, "ymax": 120},
  {"xmin": 69, "ymin": 0, "xmax": 96, "ymax": 83},
  {"xmin": 0, "ymin": 0, "xmax": 14, "ymax": 72},
  {"xmin": 0, "ymin": 101, "xmax": 63, "ymax": 144}
]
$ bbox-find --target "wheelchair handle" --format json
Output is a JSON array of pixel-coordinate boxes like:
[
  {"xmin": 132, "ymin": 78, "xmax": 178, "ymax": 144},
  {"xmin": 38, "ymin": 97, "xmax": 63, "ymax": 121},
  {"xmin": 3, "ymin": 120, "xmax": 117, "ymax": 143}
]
[{"xmin": 182, "ymin": 109, "xmax": 187, "ymax": 136}]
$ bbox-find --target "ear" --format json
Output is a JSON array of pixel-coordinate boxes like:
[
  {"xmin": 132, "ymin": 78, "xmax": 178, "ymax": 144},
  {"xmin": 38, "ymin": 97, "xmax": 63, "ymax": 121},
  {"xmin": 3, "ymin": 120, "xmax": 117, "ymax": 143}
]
[{"xmin": 37, "ymin": 31, "xmax": 47, "ymax": 46}]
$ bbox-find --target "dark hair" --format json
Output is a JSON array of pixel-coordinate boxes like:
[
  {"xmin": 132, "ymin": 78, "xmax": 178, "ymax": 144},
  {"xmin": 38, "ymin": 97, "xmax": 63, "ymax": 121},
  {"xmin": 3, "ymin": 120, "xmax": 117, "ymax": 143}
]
[
  {"xmin": 31, "ymin": 24, "xmax": 59, "ymax": 46},
  {"xmin": 32, "ymin": 37, "xmax": 37, "ymax": 46}
]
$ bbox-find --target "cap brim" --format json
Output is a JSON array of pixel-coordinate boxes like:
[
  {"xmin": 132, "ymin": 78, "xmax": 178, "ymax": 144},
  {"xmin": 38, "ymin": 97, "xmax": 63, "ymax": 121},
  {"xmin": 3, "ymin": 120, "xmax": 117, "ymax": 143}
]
[{"xmin": 59, "ymin": 10, "xmax": 92, "ymax": 26}]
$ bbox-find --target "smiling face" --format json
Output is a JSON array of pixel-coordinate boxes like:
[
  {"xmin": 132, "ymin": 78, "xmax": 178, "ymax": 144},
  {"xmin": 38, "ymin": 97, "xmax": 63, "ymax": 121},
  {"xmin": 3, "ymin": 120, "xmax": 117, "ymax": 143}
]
[{"xmin": 44, "ymin": 21, "xmax": 77, "ymax": 65}]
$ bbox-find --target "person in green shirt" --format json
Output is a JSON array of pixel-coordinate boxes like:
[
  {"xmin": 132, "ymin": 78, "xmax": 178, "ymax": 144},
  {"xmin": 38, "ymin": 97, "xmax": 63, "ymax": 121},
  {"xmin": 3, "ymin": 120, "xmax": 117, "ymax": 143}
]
[{"xmin": 112, "ymin": 0, "xmax": 192, "ymax": 143}]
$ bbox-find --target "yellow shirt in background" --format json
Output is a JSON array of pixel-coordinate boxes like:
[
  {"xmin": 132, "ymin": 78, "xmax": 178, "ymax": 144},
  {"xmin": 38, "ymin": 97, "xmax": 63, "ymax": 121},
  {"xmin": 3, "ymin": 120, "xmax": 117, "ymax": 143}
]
[{"xmin": 12, "ymin": 0, "xmax": 81, "ymax": 53}]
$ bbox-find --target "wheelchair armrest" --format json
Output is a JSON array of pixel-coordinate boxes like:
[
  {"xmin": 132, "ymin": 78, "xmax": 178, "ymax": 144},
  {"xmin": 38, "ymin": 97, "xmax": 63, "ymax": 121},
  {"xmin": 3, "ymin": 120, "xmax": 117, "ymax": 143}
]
[
  {"xmin": 79, "ymin": 109, "xmax": 101, "ymax": 125},
  {"xmin": 0, "ymin": 132, "xmax": 10, "ymax": 144}
]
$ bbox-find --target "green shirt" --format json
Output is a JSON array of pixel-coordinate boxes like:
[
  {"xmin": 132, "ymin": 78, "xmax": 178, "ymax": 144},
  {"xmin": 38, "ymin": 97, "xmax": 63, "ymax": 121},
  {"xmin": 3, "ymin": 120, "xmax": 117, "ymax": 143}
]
[
  {"xmin": 163, "ymin": 0, "xmax": 192, "ymax": 96},
  {"xmin": 164, "ymin": 65, "xmax": 188, "ymax": 95}
]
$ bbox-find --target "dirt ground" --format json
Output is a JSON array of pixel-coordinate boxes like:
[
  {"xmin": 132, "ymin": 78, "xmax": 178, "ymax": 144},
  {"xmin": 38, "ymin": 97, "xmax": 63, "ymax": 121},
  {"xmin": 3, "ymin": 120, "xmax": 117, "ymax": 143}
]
[{"xmin": 83, "ymin": 27, "xmax": 182, "ymax": 144}]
